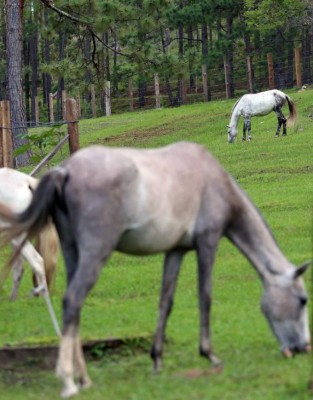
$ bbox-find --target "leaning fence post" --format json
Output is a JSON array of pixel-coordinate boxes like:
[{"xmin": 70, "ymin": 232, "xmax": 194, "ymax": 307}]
[
  {"xmin": 66, "ymin": 97, "xmax": 79, "ymax": 154},
  {"xmin": 0, "ymin": 101, "xmax": 13, "ymax": 168}
]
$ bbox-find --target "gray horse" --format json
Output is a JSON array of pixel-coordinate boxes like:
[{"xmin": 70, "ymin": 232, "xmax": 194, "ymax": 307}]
[{"xmin": 0, "ymin": 142, "xmax": 310, "ymax": 398}]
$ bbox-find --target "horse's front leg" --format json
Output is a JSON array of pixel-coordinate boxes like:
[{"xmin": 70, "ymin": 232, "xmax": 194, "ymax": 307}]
[
  {"xmin": 243, "ymin": 116, "xmax": 252, "ymax": 141},
  {"xmin": 150, "ymin": 250, "xmax": 185, "ymax": 372},
  {"xmin": 196, "ymin": 233, "xmax": 222, "ymax": 366}
]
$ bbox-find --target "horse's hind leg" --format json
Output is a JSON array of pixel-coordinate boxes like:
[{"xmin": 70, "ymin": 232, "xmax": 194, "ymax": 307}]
[
  {"xmin": 10, "ymin": 248, "xmax": 24, "ymax": 300},
  {"xmin": 57, "ymin": 240, "xmax": 114, "ymax": 398},
  {"xmin": 196, "ymin": 233, "xmax": 222, "ymax": 366},
  {"xmin": 150, "ymin": 249, "xmax": 185, "ymax": 372},
  {"xmin": 274, "ymin": 107, "xmax": 287, "ymax": 137}
]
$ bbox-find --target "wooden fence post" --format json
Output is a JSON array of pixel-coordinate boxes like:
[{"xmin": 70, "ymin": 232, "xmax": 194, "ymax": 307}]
[
  {"xmin": 202, "ymin": 64, "xmax": 208, "ymax": 101},
  {"xmin": 76, "ymin": 93, "xmax": 82, "ymax": 119},
  {"xmin": 35, "ymin": 96, "xmax": 39, "ymax": 125},
  {"xmin": 246, "ymin": 56, "xmax": 254, "ymax": 93},
  {"xmin": 62, "ymin": 90, "xmax": 67, "ymax": 120},
  {"xmin": 49, "ymin": 93, "xmax": 54, "ymax": 123},
  {"xmin": 267, "ymin": 53, "xmax": 275, "ymax": 89},
  {"xmin": 128, "ymin": 77, "xmax": 134, "ymax": 111},
  {"xmin": 295, "ymin": 47, "xmax": 302, "ymax": 87},
  {"xmin": 154, "ymin": 73, "xmax": 161, "ymax": 109},
  {"xmin": 106, "ymin": 81, "xmax": 111, "ymax": 116},
  {"xmin": 66, "ymin": 97, "xmax": 79, "ymax": 154},
  {"xmin": 181, "ymin": 77, "xmax": 187, "ymax": 104},
  {"xmin": 91, "ymin": 84, "xmax": 97, "ymax": 118},
  {"xmin": 224, "ymin": 60, "xmax": 231, "ymax": 99},
  {"xmin": 0, "ymin": 101, "xmax": 13, "ymax": 168}
]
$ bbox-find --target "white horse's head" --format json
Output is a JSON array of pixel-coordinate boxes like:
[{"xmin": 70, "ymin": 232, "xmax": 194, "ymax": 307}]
[
  {"xmin": 261, "ymin": 262, "xmax": 311, "ymax": 357},
  {"xmin": 227, "ymin": 125, "xmax": 238, "ymax": 143}
]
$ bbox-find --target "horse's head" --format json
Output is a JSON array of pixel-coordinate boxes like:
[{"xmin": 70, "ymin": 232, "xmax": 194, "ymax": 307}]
[
  {"xmin": 261, "ymin": 262, "xmax": 311, "ymax": 357},
  {"xmin": 227, "ymin": 125, "xmax": 237, "ymax": 143}
]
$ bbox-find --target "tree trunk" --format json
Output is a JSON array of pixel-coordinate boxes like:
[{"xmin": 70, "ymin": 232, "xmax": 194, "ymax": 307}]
[
  {"xmin": 201, "ymin": 23, "xmax": 211, "ymax": 101},
  {"xmin": 29, "ymin": 11, "xmax": 38, "ymax": 126},
  {"xmin": 42, "ymin": 8, "xmax": 52, "ymax": 108},
  {"xmin": 57, "ymin": 30, "xmax": 66, "ymax": 120},
  {"xmin": 225, "ymin": 16, "xmax": 235, "ymax": 98},
  {"xmin": 5, "ymin": 0, "xmax": 30, "ymax": 166},
  {"xmin": 274, "ymin": 32, "xmax": 285, "ymax": 89}
]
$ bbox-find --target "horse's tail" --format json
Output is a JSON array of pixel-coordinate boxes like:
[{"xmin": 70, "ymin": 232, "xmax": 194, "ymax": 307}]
[
  {"xmin": 33, "ymin": 220, "xmax": 59, "ymax": 292},
  {"xmin": 286, "ymin": 95, "xmax": 297, "ymax": 127},
  {"xmin": 0, "ymin": 166, "xmax": 68, "ymax": 256}
]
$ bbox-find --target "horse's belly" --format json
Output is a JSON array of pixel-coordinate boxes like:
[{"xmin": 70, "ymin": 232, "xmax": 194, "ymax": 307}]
[{"xmin": 117, "ymin": 223, "xmax": 194, "ymax": 255}]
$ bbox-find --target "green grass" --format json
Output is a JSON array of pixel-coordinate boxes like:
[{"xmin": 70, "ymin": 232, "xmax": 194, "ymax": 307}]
[{"xmin": 0, "ymin": 88, "xmax": 313, "ymax": 399}]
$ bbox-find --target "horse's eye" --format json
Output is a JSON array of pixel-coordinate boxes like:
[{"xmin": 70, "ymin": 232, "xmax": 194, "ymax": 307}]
[{"xmin": 299, "ymin": 296, "xmax": 307, "ymax": 306}]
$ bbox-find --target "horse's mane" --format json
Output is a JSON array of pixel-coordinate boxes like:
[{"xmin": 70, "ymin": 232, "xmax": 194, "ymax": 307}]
[{"xmin": 229, "ymin": 97, "xmax": 241, "ymax": 118}]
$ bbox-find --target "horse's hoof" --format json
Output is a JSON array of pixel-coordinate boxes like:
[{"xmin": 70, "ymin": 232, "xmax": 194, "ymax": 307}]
[
  {"xmin": 275, "ymin": 134, "xmax": 279, "ymax": 138},
  {"xmin": 60, "ymin": 383, "xmax": 79, "ymax": 398},
  {"xmin": 242, "ymin": 138, "xmax": 246, "ymax": 141},
  {"xmin": 32, "ymin": 284, "xmax": 46, "ymax": 296},
  {"xmin": 209, "ymin": 353, "xmax": 223, "ymax": 367},
  {"xmin": 79, "ymin": 376, "xmax": 92, "ymax": 390}
]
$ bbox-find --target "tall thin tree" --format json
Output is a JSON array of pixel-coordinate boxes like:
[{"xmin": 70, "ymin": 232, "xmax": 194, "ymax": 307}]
[{"xmin": 5, "ymin": 0, "xmax": 30, "ymax": 166}]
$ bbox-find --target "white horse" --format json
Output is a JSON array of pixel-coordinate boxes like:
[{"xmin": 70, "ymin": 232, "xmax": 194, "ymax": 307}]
[
  {"xmin": 0, "ymin": 168, "xmax": 61, "ymax": 335},
  {"xmin": 227, "ymin": 89, "xmax": 297, "ymax": 143},
  {"xmin": 0, "ymin": 142, "xmax": 310, "ymax": 398}
]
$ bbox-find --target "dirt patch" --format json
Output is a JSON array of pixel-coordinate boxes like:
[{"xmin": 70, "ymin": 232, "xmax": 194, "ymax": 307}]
[
  {"xmin": 178, "ymin": 365, "xmax": 224, "ymax": 379},
  {"xmin": 95, "ymin": 125, "xmax": 173, "ymax": 147},
  {"xmin": 0, "ymin": 336, "xmax": 150, "ymax": 371}
]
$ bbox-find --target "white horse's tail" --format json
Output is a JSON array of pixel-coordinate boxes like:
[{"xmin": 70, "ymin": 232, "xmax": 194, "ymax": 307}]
[{"xmin": 286, "ymin": 95, "xmax": 297, "ymax": 127}]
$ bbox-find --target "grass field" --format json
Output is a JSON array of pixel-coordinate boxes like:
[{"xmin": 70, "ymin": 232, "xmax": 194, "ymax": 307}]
[{"xmin": 0, "ymin": 88, "xmax": 312, "ymax": 399}]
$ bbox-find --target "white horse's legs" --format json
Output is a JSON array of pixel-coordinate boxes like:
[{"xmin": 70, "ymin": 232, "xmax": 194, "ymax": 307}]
[
  {"xmin": 10, "ymin": 249, "xmax": 24, "ymax": 300},
  {"xmin": 11, "ymin": 237, "xmax": 61, "ymax": 336}
]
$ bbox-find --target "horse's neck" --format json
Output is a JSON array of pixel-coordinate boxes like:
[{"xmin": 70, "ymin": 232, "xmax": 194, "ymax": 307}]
[
  {"xmin": 229, "ymin": 105, "xmax": 241, "ymax": 128},
  {"xmin": 227, "ymin": 193, "xmax": 292, "ymax": 280}
]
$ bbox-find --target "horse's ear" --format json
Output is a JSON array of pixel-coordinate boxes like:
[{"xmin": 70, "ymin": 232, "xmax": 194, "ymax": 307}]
[{"xmin": 293, "ymin": 261, "xmax": 311, "ymax": 279}]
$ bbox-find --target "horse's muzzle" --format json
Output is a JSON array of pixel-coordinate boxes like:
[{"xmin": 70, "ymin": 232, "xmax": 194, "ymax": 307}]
[{"xmin": 282, "ymin": 343, "xmax": 311, "ymax": 358}]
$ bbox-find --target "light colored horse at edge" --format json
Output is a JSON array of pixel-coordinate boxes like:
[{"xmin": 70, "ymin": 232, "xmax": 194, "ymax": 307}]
[
  {"xmin": 227, "ymin": 89, "xmax": 297, "ymax": 143},
  {"xmin": 0, "ymin": 142, "xmax": 310, "ymax": 398},
  {"xmin": 0, "ymin": 168, "xmax": 60, "ymax": 335}
]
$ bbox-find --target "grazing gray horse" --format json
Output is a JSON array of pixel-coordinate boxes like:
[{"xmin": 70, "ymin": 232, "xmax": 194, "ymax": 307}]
[
  {"xmin": 227, "ymin": 89, "xmax": 297, "ymax": 142},
  {"xmin": 0, "ymin": 142, "xmax": 310, "ymax": 398}
]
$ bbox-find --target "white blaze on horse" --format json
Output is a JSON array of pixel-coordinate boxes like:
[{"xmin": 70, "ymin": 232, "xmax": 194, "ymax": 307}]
[
  {"xmin": 0, "ymin": 168, "xmax": 60, "ymax": 335},
  {"xmin": 0, "ymin": 142, "xmax": 310, "ymax": 398},
  {"xmin": 227, "ymin": 89, "xmax": 297, "ymax": 143}
]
